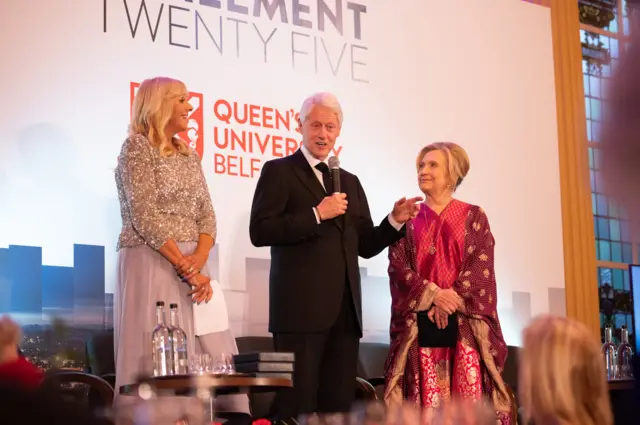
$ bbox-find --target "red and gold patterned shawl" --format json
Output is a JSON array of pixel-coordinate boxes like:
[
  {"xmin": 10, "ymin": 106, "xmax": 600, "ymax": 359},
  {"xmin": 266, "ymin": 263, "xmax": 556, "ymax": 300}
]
[{"xmin": 383, "ymin": 203, "xmax": 511, "ymax": 416}]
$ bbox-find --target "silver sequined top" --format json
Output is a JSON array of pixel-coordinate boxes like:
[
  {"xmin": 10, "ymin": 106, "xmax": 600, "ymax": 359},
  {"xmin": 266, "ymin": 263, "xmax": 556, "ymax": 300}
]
[{"xmin": 115, "ymin": 134, "xmax": 216, "ymax": 251}]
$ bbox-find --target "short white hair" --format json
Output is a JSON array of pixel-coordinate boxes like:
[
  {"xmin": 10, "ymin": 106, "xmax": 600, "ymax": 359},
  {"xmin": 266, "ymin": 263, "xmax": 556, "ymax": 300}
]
[{"xmin": 299, "ymin": 92, "xmax": 343, "ymax": 127}]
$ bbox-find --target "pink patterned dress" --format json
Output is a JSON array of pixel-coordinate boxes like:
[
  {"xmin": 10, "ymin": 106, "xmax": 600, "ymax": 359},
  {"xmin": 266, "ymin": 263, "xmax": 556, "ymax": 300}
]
[{"xmin": 383, "ymin": 201, "xmax": 513, "ymax": 423}]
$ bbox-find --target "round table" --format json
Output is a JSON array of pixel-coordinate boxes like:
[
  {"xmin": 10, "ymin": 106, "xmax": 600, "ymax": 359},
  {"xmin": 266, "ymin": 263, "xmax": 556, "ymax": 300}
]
[
  {"xmin": 608, "ymin": 379, "xmax": 635, "ymax": 391},
  {"xmin": 119, "ymin": 373, "xmax": 292, "ymax": 396}
]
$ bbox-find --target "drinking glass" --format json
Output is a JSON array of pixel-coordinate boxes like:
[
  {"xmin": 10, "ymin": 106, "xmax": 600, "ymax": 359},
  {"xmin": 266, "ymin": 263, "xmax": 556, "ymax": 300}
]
[{"xmin": 213, "ymin": 352, "xmax": 235, "ymax": 374}]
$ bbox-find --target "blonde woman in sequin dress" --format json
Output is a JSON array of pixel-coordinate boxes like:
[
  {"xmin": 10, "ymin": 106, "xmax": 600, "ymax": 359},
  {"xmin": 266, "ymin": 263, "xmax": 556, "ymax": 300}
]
[
  {"xmin": 113, "ymin": 77, "xmax": 249, "ymax": 422},
  {"xmin": 383, "ymin": 142, "xmax": 513, "ymax": 423}
]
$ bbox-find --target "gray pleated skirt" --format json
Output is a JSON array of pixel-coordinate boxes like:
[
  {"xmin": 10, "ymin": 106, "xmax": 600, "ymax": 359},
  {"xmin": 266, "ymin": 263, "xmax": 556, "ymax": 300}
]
[{"xmin": 113, "ymin": 242, "xmax": 250, "ymax": 422}]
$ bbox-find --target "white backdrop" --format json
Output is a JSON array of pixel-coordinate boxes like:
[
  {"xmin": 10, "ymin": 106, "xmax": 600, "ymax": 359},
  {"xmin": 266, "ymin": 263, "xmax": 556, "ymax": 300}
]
[{"xmin": 0, "ymin": 0, "xmax": 563, "ymax": 345}]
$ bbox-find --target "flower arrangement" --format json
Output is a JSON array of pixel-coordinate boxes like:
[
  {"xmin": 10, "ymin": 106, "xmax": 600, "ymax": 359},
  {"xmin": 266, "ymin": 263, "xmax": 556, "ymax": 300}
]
[
  {"xmin": 579, "ymin": 0, "xmax": 617, "ymax": 29},
  {"xmin": 578, "ymin": 0, "xmax": 617, "ymax": 75},
  {"xmin": 582, "ymin": 30, "xmax": 612, "ymax": 74}
]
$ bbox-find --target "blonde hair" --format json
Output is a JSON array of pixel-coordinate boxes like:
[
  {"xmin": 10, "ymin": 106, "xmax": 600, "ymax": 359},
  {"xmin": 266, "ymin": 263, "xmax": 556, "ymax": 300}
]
[
  {"xmin": 519, "ymin": 315, "xmax": 613, "ymax": 425},
  {"xmin": 129, "ymin": 76, "xmax": 190, "ymax": 157},
  {"xmin": 416, "ymin": 142, "xmax": 470, "ymax": 191}
]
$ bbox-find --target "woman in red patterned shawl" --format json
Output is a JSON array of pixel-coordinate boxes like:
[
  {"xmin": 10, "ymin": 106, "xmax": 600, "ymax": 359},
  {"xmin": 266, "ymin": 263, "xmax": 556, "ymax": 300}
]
[{"xmin": 383, "ymin": 142, "xmax": 513, "ymax": 423}]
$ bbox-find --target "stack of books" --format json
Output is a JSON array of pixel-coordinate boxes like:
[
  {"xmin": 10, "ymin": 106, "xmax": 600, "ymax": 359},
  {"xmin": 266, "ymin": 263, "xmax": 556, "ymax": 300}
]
[{"xmin": 232, "ymin": 352, "xmax": 295, "ymax": 380}]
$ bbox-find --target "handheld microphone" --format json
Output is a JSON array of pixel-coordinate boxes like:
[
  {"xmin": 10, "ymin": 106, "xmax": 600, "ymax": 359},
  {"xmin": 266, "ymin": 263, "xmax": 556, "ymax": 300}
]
[{"xmin": 328, "ymin": 156, "xmax": 341, "ymax": 194}]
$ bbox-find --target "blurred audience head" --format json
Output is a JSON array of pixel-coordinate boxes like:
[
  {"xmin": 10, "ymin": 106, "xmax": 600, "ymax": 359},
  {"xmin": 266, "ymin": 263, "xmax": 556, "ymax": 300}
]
[
  {"xmin": 519, "ymin": 315, "xmax": 612, "ymax": 425},
  {"xmin": 0, "ymin": 315, "xmax": 21, "ymax": 364}
]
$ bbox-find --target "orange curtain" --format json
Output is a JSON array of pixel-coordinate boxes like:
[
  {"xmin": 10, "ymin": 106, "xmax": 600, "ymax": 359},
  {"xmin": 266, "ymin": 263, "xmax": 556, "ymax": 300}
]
[{"xmin": 550, "ymin": 0, "xmax": 600, "ymax": 336}]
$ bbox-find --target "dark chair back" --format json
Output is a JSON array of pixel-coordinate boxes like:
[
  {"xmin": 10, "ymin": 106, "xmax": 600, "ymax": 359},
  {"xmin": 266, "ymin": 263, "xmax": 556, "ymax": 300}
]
[
  {"xmin": 357, "ymin": 342, "xmax": 389, "ymax": 399},
  {"xmin": 235, "ymin": 336, "xmax": 277, "ymax": 418},
  {"xmin": 85, "ymin": 330, "xmax": 115, "ymax": 377},
  {"xmin": 355, "ymin": 377, "xmax": 378, "ymax": 401},
  {"xmin": 357, "ymin": 342, "xmax": 388, "ymax": 379},
  {"xmin": 502, "ymin": 345, "xmax": 520, "ymax": 397},
  {"xmin": 502, "ymin": 345, "xmax": 523, "ymax": 424},
  {"xmin": 42, "ymin": 370, "xmax": 115, "ymax": 413}
]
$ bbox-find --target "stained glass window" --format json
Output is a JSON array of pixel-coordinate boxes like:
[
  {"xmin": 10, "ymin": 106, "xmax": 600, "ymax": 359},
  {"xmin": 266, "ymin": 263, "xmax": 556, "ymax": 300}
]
[{"xmin": 581, "ymin": 0, "xmax": 636, "ymax": 345}]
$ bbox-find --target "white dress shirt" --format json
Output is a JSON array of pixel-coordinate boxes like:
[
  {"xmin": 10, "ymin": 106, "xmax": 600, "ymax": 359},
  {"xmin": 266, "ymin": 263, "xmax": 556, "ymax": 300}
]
[{"xmin": 299, "ymin": 145, "xmax": 403, "ymax": 230}]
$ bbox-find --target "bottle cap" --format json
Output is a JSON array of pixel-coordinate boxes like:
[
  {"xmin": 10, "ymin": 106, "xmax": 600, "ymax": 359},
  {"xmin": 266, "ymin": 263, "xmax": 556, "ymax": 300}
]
[
  {"xmin": 170, "ymin": 303, "xmax": 178, "ymax": 309},
  {"xmin": 156, "ymin": 301, "xmax": 165, "ymax": 306}
]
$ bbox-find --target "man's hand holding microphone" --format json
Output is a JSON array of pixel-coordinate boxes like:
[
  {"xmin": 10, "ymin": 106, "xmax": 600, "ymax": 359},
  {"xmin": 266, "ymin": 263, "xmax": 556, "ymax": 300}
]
[{"xmin": 316, "ymin": 193, "xmax": 348, "ymax": 221}]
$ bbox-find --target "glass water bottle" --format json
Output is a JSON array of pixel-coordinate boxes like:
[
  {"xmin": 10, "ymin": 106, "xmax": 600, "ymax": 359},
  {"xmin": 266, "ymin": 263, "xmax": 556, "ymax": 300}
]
[
  {"xmin": 617, "ymin": 326, "xmax": 634, "ymax": 379},
  {"xmin": 151, "ymin": 301, "xmax": 173, "ymax": 377},
  {"xmin": 168, "ymin": 303, "xmax": 189, "ymax": 375},
  {"xmin": 601, "ymin": 325, "xmax": 617, "ymax": 381}
]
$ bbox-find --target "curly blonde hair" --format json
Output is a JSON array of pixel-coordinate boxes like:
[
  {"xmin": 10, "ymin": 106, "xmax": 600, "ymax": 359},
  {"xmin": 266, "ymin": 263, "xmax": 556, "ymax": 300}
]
[{"xmin": 129, "ymin": 76, "xmax": 190, "ymax": 157}]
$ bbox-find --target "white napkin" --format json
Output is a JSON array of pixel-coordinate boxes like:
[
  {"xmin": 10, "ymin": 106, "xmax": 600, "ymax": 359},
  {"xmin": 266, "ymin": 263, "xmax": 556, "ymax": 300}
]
[{"xmin": 193, "ymin": 279, "xmax": 229, "ymax": 336}]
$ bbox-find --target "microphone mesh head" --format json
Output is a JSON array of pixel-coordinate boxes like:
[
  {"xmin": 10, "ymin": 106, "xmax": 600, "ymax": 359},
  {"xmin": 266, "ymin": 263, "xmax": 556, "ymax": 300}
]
[{"xmin": 328, "ymin": 156, "xmax": 340, "ymax": 169}]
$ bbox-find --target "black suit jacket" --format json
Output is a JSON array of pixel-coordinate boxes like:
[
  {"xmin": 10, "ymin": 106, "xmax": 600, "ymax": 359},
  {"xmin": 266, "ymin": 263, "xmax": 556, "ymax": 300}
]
[{"xmin": 249, "ymin": 149, "xmax": 404, "ymax": 334}]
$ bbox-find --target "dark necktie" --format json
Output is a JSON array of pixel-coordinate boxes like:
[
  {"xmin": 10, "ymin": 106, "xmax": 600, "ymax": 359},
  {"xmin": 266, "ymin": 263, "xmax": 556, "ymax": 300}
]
[{"xmin": 315, "ymin": 162, "xmax": 332, "ymax": 194}]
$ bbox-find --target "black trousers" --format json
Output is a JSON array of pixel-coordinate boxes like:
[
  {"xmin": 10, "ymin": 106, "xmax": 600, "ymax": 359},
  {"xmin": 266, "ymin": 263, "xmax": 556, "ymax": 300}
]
[{"xmin": 270, "ymin": 283, "xmax": 360, "ymax": 419}]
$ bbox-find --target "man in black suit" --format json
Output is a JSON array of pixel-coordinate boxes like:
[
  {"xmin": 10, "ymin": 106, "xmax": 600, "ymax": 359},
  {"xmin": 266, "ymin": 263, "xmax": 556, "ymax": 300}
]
[{"xmin": 249, "ymin": 93, "xmax": 421, "ymax": 420}]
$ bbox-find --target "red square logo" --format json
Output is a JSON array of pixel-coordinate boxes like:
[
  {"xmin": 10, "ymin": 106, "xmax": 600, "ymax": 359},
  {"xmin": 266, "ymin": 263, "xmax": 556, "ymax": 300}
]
[{"xmin": 130, "ymin": 82, "xmax": 204, "ymax": 158}]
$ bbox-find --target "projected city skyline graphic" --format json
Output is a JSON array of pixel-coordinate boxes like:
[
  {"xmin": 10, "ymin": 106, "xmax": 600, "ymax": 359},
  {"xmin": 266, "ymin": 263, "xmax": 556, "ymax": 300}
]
[
  {"xmin": 0, "ymin": 244, "xmax": 111, "ymax": 328},
  {"xmin": 0, "ymin": 241, "xmax": 568, "ymax": 346}
]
